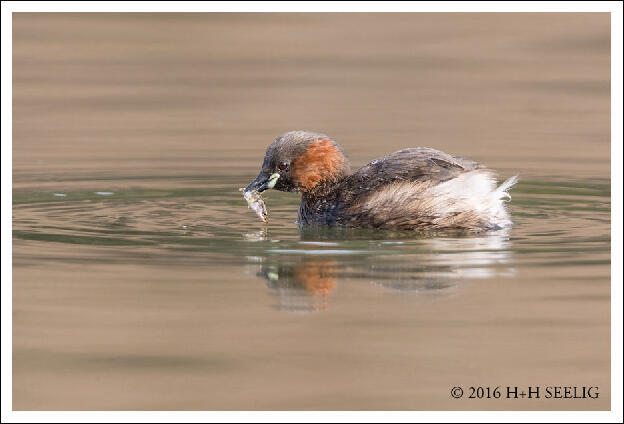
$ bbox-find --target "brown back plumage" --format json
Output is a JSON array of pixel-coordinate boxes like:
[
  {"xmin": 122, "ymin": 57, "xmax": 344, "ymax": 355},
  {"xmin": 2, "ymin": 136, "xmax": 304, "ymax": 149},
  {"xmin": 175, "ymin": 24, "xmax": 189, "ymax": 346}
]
[{"xmin": 297, "ymin": 147, "xmax": 489, "ymax": 229}]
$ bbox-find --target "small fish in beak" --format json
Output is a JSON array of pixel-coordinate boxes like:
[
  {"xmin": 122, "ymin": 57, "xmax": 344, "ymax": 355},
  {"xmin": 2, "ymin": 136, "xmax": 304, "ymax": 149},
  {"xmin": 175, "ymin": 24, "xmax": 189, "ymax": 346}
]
[
  {"xmin": 241, "ymin": 173, "xmax": 280, "ymax": 223},
  {"xmin": 240, "ymin": 187, "xmax": 268, "ymax": 223}
]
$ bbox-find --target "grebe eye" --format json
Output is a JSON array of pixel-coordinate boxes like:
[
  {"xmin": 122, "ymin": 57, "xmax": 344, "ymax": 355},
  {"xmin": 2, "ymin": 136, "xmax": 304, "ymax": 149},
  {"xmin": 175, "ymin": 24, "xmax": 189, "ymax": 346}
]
[{"xmin": 278, "ymin": 162, "xmax": 289, "ymax": 171}]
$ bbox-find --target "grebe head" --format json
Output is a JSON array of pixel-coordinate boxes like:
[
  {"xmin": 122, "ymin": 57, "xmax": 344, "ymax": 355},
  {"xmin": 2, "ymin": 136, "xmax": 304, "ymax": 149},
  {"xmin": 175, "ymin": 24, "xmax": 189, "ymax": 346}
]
[{"xmin": 244, "ymin": 130, "xmax": 350, "ymax": 194}]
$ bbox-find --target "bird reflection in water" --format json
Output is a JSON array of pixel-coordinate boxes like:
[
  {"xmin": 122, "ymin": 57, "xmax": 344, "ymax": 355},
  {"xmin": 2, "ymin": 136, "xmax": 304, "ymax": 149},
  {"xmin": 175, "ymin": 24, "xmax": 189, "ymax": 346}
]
[
  {"xmin": 245, "ymin": 227, "xmax": 514, "ymax": 313},
  {"xmin": 259, "ymin": 259, "xmax": 337, "ymax": 312}
]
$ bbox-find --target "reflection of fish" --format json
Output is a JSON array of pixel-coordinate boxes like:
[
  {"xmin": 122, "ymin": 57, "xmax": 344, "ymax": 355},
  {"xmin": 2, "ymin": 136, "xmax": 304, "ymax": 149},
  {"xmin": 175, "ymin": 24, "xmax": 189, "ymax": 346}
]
[{"xmin": 240, "ymin": 188, "xmax": 268, "ymax": 223}]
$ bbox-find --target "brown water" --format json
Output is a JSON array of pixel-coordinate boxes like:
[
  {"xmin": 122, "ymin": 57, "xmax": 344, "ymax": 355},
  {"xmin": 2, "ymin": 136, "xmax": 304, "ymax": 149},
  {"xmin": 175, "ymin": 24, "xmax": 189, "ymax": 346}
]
[{"xmin": 12, "ymin": 13, "xmax": 611, "ymax": 410}]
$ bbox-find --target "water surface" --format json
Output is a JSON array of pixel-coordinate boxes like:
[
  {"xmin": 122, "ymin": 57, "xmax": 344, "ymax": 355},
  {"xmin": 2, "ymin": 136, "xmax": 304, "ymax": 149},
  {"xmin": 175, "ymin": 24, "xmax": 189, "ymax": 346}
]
[{"xmin": 12, "ymin": 13, "xmax": 610, "ymax": 410}]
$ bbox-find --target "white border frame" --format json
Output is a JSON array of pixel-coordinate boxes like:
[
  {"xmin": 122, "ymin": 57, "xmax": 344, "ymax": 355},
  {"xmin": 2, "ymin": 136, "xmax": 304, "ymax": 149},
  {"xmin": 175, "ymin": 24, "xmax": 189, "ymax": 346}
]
[{"xmin": 1, "ymin": 2, "xmax": 622, "ymax": 423}]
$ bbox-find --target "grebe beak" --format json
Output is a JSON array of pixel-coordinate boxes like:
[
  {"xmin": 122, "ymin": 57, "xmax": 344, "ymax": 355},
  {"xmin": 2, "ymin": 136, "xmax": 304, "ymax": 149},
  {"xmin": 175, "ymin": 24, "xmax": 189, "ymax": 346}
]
[{"xmin": 244, "ymin": 172, "xmax": 280, "ymax": 193}]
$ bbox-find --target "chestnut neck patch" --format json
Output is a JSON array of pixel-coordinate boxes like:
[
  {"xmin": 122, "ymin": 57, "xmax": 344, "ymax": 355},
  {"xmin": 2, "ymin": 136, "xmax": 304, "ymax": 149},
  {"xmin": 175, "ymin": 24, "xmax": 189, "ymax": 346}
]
[{"xmin": 291, "ymin": 139, "xmax": 347, "ymax": 192}]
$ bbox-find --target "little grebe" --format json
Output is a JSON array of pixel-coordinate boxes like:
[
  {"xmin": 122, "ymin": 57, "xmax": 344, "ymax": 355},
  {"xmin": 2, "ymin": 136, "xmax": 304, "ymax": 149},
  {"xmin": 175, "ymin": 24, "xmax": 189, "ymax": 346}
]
[{"xmin": 244, "ymin": 130, "xmax": 517, "ymax": 232}]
